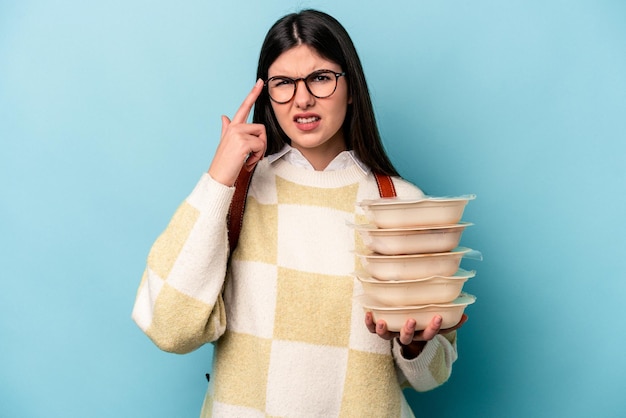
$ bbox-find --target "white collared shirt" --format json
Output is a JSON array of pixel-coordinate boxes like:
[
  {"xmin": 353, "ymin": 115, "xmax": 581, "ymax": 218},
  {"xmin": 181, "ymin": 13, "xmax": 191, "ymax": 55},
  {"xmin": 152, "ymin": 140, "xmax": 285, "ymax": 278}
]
[{"xmin": 266, "ymin": 144, "xmax": 370, "ymax": 174}]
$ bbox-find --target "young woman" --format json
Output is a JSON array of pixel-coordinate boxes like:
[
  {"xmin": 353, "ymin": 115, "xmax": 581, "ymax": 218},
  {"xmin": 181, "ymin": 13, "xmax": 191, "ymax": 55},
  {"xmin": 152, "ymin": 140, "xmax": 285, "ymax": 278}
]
[{"xmin": 133, "ymin": 9, "xmax": 465, "ymax": 417}]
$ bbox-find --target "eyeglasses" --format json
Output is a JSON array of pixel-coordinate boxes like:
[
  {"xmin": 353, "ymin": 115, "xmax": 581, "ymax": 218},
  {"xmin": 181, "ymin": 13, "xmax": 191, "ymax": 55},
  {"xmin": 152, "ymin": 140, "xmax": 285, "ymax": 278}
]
[{"xmin": 265, "ymin": 69, "xmax": 346, "ymax": 104}]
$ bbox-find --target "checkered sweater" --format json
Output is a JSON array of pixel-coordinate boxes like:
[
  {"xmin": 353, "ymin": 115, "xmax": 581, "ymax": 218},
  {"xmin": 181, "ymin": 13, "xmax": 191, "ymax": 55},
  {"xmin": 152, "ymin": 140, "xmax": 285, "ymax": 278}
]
[{"xmin": 133, "ymin": 157, "xmax": 458, "ymax": 417}]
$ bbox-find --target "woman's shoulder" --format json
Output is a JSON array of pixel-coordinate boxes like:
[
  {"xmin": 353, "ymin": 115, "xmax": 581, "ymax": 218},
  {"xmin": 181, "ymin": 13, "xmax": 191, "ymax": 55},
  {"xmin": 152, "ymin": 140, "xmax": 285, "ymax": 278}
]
[
  {"xmin": 357, "ymin": 173, "xmax": 424, "ymax": 202},
  {"xmin": 390, "ymin": 175, "xmax": 425, "ymax": 199}
]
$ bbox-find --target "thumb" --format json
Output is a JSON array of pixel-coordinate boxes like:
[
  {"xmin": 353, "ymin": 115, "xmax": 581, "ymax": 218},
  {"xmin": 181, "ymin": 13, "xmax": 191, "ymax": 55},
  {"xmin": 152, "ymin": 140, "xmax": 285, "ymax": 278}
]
[{"xmin": 220, "ymin": 115, "xmax": 231, "ymax": 138}]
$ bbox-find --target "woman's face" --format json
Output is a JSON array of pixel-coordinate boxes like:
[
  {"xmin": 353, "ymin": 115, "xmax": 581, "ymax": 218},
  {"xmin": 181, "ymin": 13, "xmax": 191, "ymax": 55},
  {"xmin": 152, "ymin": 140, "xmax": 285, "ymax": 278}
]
[{"xmin": 267, "ymin": 44, "xmax": 350, "ymax": 166}]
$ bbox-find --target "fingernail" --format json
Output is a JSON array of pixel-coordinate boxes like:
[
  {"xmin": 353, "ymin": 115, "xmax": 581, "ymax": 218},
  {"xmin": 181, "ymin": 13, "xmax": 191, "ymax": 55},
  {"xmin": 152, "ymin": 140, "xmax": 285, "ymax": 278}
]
[{"xmin": 435, "ymin": 316, "xmax": 442, "ymax": 326}]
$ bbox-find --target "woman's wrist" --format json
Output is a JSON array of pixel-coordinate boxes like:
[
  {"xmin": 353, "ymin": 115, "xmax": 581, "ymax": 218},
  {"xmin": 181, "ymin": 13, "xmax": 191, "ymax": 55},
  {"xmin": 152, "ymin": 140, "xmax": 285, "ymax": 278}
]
[{"xmin": 399, "ymin": 339, "xmax": 427, "ymax": 360}]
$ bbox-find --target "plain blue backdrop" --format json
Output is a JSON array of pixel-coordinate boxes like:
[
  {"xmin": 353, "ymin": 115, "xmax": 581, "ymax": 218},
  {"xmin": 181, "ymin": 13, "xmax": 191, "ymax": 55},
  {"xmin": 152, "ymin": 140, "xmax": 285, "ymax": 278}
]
[{"xmin": 1, "ymin": 1, "xmax": 625, "ymax": 417}]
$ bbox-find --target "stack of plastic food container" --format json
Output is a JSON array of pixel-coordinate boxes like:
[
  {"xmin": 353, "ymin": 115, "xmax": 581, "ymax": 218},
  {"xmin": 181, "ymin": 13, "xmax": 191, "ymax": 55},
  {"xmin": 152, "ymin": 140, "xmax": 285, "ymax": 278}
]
[{"xmin": 353, "ymin": 195, "xmax": 480, "ymax": 331}]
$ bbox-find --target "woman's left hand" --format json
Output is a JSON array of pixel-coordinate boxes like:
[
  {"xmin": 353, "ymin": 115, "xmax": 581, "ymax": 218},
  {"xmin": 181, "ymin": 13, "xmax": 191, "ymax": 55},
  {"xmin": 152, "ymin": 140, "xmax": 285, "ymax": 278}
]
[{"xmin": 364, "ymin": 312, "xmax": 468, "ymax": 358}]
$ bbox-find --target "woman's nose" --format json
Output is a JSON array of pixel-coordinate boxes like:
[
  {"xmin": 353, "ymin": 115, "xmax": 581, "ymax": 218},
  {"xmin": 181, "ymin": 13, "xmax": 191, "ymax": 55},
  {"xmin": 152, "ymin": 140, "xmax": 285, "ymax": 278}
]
[{"xmin": 293, "ymin": 80, "xmax": 315, "ymax": 108}]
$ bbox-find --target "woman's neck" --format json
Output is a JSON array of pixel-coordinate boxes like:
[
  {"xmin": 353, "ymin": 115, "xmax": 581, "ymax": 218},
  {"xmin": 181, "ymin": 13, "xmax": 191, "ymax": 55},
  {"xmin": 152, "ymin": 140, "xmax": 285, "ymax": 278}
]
[{"xmin": 292, "ymin": 138, "xmax": 347, "ymax": 171}]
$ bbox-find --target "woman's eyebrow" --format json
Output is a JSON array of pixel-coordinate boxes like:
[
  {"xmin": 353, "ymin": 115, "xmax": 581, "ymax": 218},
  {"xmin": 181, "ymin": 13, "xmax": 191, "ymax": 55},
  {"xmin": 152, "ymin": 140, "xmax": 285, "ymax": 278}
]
[{"xmin": 268, "ymin": 68, "xmax": 339, "ymax": 78}]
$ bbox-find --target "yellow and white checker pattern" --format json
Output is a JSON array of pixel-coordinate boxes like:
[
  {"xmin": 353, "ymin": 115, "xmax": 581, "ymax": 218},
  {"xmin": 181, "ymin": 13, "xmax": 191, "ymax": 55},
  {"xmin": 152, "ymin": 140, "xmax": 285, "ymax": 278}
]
[
  {"xmin": 206, "ymin": 166, "xmax": 416, "ymax": 417},
  {"xmin": 134, "ymin": 195, "xmax": 229, "ymax": 354}
]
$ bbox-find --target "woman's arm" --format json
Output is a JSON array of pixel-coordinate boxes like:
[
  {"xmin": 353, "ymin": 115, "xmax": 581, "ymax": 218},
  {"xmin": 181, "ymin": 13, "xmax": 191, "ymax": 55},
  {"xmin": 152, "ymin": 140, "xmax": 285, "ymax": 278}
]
[
  {"xmin": 392, "ymin": 331, "xmax": 459, "ymax": 391},
  {"xmin": 131, "ymin": 174, "xmax": 235, "ymax": 354},
  {"xmin": 364, "ymin": 290, "xmax": 466, "ymax": 390}
]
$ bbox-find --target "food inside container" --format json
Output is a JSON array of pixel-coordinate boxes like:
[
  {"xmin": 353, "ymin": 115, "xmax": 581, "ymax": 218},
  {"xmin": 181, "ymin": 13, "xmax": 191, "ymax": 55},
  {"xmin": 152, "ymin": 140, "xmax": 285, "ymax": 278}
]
[
  {"xmin": 352, "ymin": 222, "xmax": 472, "ymax": 255},
  {"xmin": 359, "ymin": 195, "xmax": 476, "ymax": 228},
  {"xmin": 356, "ymin": 247, "xmax": 480, "ymax": 281},
  {"xmin": 357, "ymin": 293, "xmax": 476, "ymax": 331},
  {"xmin": 355, "ymin": 269, "xmax": 475, "ymax": 305}
]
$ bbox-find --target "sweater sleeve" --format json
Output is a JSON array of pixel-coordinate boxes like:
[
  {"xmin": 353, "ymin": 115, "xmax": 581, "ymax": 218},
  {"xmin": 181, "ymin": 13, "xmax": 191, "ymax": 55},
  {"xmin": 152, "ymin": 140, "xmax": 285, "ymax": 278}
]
[
  {"xmin": 131, "ymin": 173, "xmax": 235, "ymax": 354},
  {"xmin": 391, "ymin": 331, "xmax": 458, "ymax": 392}
]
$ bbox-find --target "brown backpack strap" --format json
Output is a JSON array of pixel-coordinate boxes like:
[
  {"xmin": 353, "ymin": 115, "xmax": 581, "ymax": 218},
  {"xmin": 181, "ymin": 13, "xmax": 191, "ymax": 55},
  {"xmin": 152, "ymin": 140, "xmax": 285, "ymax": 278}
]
[
  {"xmin": 374, "ymin": 172, "xmax": 397, "ymax": 198},
  {"xmin": 227, "ymin": 166, "xmax": 256, "ymax": 254},
  {"xmin": 227, "ymin": 169, "xmax": 396, "ymax": 254}
]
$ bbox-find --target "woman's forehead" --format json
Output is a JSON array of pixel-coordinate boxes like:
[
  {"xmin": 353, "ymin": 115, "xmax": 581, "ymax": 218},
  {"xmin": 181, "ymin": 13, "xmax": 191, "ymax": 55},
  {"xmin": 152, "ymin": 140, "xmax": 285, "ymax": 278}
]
[{"xmin": 268, "ymin": 45, "xmax": 340, "ymax": 76}]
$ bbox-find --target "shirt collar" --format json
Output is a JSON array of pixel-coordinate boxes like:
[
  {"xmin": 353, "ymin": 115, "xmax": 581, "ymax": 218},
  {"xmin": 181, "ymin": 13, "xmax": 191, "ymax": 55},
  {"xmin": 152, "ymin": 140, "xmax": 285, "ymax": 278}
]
[{"xmin": 267, "ymin": 144, "xmax": 370, "ymax": 174}]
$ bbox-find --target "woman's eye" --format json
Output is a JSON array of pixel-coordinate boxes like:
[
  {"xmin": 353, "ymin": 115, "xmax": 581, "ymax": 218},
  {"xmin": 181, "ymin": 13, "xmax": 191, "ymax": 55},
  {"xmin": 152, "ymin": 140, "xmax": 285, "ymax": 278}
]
[
  {"xmin": 270, "ymin": 78, "xmax": 293, "ymax": 88},
  {"xmin": 310, "ymin": 74, "xmax": 332, "ymax": 83}
]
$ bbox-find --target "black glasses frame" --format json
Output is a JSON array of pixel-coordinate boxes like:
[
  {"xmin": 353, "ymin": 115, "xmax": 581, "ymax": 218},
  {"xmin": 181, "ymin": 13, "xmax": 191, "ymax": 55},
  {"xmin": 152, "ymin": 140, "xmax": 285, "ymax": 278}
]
[{"xmin": 265, "ymin": 69, "xmax": 347, "ymax": 104}]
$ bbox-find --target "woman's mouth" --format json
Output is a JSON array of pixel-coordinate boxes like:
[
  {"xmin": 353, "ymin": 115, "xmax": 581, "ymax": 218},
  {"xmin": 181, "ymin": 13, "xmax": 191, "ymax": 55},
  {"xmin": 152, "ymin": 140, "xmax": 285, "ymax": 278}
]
[
  {"xmin": 295, "ymin": 116, "xmax": 320, "ymax": 124},
  {"xmin": 294, "ymin": 115, "xmax": 321, "ymax": 131}
]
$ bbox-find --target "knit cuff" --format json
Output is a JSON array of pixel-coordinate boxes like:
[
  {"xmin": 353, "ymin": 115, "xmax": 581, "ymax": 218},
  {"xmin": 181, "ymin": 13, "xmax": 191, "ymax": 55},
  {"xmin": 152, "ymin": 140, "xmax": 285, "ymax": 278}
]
[
  {"xmin": 187, "ymin": 173, "xmax": 236, "ymax": 220},
  {"xmin": 393, "ymin": 336, "xmax": 437, "ymax": 369},
  {"xmin": 392, "ymin": 333, "xmax": 456, "ymax": 374}
]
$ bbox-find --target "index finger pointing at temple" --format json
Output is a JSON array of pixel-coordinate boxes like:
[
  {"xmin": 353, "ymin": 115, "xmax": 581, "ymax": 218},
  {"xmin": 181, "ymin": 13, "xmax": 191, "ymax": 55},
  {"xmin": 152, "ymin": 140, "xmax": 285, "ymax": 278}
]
[{"xmin": 231, "ymin": 79, "xmax": 265, "ymax": 124}]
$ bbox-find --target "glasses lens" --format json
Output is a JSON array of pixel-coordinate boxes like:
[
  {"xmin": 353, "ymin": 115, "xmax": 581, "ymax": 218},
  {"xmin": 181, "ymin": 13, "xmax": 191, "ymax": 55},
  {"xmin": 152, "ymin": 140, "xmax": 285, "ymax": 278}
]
[
  {"xmin": 306, "ymin": 71, "xmax": 337, "ymax": 98},
  {"xmin": 267, "ymin": 77, "xmax": 294, "ymax": 103}
]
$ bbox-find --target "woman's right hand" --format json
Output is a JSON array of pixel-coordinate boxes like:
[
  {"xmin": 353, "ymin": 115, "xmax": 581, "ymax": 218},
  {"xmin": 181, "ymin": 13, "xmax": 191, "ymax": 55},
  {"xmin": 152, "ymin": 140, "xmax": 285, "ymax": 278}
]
[{"xmin": 208, "ymin": 79, "xmax": 267, "ymax": 186}]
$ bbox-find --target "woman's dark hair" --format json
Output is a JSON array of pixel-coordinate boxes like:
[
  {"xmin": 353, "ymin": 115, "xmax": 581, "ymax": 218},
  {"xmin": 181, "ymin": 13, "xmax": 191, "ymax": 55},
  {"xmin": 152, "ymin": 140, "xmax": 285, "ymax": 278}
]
[{"xmin": 253, "ymin": 9, "xmax": 399, "ymax": 176}]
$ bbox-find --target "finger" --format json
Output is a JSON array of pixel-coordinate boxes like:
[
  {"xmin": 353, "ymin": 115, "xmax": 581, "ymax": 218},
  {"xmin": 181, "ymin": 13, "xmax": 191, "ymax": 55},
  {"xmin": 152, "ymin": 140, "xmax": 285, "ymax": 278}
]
[
  {"xmin": 231, "ymin": 79, "xmax": 264, "ymax": 124},
  {"xmin": 220, "ymin": 115, "xmax": 231, "ymax": 138},
  {"xmin": 364, "ymin": 311, "xmax": 377, "ymax": 333},
  {"xmin": 243, "ymin": 128, "xmax": 267, "ymax": 171},
  {"xmin": 420, "ymin": 315, "xmax": 443, "ymax": 341},
  {"xmin": 376, "ymin": 320, "xmax": 387, "ymax": 336},
  {"xmin": 375, "ymin": 320, "xmax": 396, "ymax": 341},
  {"xmin": 399, "ymin": 318, "xmax": 417, "ymax": 345},
  {"xmin": 244, "ymin": 152, "xmax": 262, "ymax": 171}
]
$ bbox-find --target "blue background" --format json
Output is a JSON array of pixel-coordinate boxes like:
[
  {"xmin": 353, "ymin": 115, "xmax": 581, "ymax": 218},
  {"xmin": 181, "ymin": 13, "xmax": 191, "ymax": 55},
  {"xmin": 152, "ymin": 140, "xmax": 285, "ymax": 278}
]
[{"xmin": 1, "ymin": 1, "xmax": 625, "ymax": 417}]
